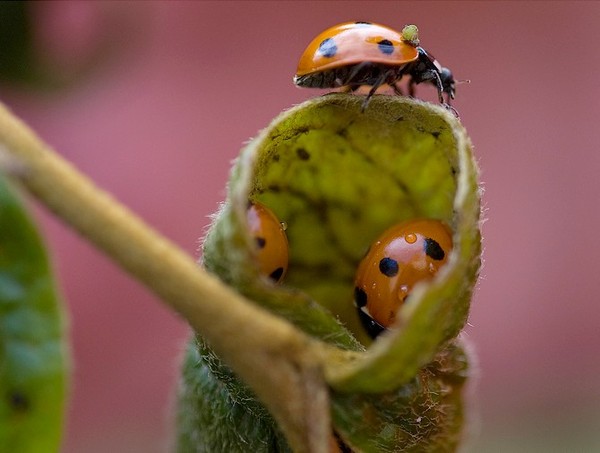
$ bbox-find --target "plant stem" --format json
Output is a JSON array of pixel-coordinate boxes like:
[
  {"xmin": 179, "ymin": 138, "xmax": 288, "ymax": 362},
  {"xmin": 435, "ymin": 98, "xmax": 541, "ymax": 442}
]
[{"xmin": 0, "ymin": 101, "xmax": 332, "ymax": 453}]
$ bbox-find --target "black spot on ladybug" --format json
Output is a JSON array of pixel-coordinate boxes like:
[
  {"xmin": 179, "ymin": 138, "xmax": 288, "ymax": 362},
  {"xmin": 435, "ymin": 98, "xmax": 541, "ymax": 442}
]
[
  {"xmin": 431, "ymin": 131, "xmax": 441, "ymax": 139},
  {"xmin": 379, "ymin": 257, "xmax": 399, "ymax": 277},
  {"xmin": 354, "ymin": 287, "xmax": 368, "ymax": 308},
  {"xmin": 357, "ymin": 307, "xmax": 385, "ymax": 339},
  {"xmin": 8, "ymin": 391, "xmax": 30, "ymax": 412},
  {"xmin": 270, "ymin": 267, "xmax": 284, "ymax": 282},
  {"xmin": 255, "ymin": 237, "xmax": 266, "ymax": 249},
  {"xmin": 296, "ymin": 147, "xmax": 310, "ymax": 160},
  {"xmin": 318, "ymin": 38, "xmax": 337, "ymax": 58},
  {"xmin": 377, "ymin": 39, "xmax": 394, "ymax": 55},
  {"xmin": 424, "ymin": 238, "xmax": 445, "ymax": 260}
]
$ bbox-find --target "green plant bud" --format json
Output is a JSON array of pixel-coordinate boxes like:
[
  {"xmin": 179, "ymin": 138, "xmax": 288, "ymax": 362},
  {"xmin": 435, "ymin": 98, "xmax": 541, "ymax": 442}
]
[{"xmin": 178, "ymin": 93, "xmax": 481, "ymax": 452}]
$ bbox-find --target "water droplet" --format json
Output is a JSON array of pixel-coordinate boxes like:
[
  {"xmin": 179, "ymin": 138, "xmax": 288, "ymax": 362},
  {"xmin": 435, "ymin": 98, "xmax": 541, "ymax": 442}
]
[{"xmin": 398, "ymin": 285, "xmax": 409, "ymax": 302}]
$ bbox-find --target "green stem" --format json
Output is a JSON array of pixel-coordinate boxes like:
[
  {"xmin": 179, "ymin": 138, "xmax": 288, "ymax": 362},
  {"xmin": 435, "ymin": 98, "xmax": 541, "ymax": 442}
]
[{"xmin": 0, "ymin": 101, "xmax": 333, "ymax": 453}]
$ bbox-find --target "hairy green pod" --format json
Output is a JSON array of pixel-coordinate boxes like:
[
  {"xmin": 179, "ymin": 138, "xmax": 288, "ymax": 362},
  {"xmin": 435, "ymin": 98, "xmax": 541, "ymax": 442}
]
[
  {"xmin": 0, "ymin": 176, "xmax": 69, "ymax": 452},
  {"xmin": 178, "ymin": 93, "xmax": 481, "ymax": 451}
]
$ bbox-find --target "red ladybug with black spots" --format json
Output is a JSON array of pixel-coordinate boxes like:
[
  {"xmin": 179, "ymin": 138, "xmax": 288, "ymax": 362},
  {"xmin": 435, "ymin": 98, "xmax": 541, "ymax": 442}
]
[
  {"xmin": 246, "ymin": 201, "xmax": 289, "ymax": 283},
  {"xmin": 294, "ymin": 21, "xmax": 457, "ymax": 110},
  {"xmin": 354, "ymin": 219, "xmax": 453, "ymax": 338}
]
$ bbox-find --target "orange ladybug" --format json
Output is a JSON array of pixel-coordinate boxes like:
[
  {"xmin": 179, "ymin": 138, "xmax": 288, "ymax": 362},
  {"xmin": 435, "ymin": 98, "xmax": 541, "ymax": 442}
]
[
  {"xmin": 354, "ymin": 219, "xmax": 453, "ymax": 338},
  {"xmin": 246, "ymin": 201, "xmax": 289, "ymax": 283},
  {"xmin": 294, "ymin": 21, "xmax": 456, "ymax": 110}
]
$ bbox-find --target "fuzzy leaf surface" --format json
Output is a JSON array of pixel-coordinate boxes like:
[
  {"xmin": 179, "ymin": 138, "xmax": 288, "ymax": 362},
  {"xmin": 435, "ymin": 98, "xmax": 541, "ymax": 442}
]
[{"xmin": 179, "ymin": 94, "xmax": 481, "ymax": 451}]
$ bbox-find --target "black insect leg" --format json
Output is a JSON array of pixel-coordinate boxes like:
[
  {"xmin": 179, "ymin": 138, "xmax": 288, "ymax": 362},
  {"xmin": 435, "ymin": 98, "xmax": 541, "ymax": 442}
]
[
  {"xmin": 339, "ymin": 61, "xmax": 370, "ymax": 86},
  {"xmin": 391, "ymin": 82, "xmax": 403, "ymax": 96},
  {"xmin": 430, "ymin": 71, "xmax": 460, "ymax": 116},
  {"xmin": 408, "ymin": 78, "xmax": 416, "ymax": 97},
  {"xmin": 361, "ymin": 69, "xmax": 394, "ymax": 112},
  {"xmin": 430, "ymin": 70, "xmax": 445, "ymax": 104}
]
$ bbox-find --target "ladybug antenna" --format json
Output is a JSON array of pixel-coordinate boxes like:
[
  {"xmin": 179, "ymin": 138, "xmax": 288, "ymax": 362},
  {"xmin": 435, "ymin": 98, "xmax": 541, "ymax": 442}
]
[
  {"xmin": 456, "ymin": 79, "xmax": 471, "ymax": 85},
  {"xmin": 401, "ymin": 24, "xmax": 419, "ymax": 47}
]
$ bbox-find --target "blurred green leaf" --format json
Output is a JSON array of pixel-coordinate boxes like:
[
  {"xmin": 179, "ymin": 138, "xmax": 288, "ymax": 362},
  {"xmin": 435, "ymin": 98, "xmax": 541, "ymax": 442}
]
[{"xmin": 0, "ymin": 175, "xmax": 69, "ymax": 452}]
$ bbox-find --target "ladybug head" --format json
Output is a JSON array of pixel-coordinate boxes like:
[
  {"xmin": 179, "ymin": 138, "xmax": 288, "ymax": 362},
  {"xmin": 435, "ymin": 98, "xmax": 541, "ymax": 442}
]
[{"xmin": 439, "ymin": 67, "xmax": 456, "ymax": 100}]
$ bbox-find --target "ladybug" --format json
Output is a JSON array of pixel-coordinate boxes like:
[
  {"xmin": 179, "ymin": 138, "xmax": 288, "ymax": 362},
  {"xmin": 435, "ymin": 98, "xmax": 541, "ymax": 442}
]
[
  {"xmin": 246, "ymin": 201, "xmax": 289, "ymax": 283},
  {"xmin": 353, "ymin": 219, "xmax": 452, "ymax": 338},
  {"xmin": 293, "ymin": 21, "xmax": 456, "ymax": 110}
]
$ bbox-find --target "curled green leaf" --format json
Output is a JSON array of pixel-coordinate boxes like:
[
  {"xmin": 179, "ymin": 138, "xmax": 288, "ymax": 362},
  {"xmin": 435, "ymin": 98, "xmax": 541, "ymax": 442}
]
[
  {"xmin": 331, "ymin": 340, "xmax": 469, "ymax": 452},
  {"xmin": 0, "ymin": 175, "xmax": 69, "ymax": 452},
  {"xmin": 177, "ymin": 337, "xmax": 292, "ymax": 452},
  {"xmin": 179, "ymin": 93, "xmax": 481, "ymax": 451}
]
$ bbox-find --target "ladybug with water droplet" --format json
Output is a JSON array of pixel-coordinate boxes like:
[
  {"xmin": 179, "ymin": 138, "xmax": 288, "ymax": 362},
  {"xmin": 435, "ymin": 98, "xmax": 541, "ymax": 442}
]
[
  {"xmin": 354, "ymin": 219, "xmax": 452, "ymax": 338},
  {"xmin": 246, "ymin": 201, "xmax": 289, "ymax": 283},
  {"xmin": 293, "ymin": 21, "xmax": 457, "ymax": 110}
]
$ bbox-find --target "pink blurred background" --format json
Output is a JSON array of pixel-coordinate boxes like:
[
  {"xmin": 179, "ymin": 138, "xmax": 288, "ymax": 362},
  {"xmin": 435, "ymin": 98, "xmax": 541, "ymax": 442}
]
[{"xmin": 2, "ymin": 2, "xmax": 599, "ymax": 451}]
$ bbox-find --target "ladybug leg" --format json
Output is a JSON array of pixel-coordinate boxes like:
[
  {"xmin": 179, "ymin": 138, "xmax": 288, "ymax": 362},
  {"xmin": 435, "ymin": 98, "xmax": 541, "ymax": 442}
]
[
  {"xmin": 410, "ymin": 68, "xmax": 445, "ymax": 103},
  {"xmin": 429, "ymin": 72, "xmax": 460, "ymax": 116},
  {"xmin": 391, "ymin": 82, "xmax": 403, "ymax": 96},
  {"xmin": 430, "ymin": 70, "xmax": 445, "ymax": 104},
  {"xmin": 342, "ymin": 61, "xmax": 370, "ymax": 86},
  {"xmin": 362, "ymin": 72, "xmax": 389, "ymax": 112},
  {"xmin": 445, "ymin": 104, "xmax": 460, "ymax": 117},
  {"xmin": 408, "ymin": 78, "xmax": 417, "ymax": 97}
]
